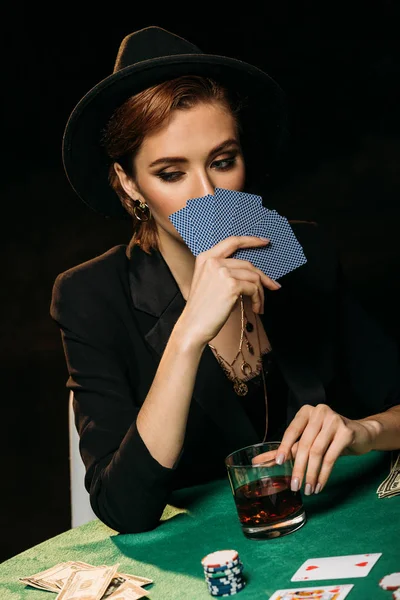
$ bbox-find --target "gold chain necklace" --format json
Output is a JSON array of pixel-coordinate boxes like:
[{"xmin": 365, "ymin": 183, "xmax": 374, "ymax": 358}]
[
  {"xmin": 208, "ymin": 295, "xmax": 249, "ymax": 395},
  {"xmin": 208, "ymin": 294, "xmax": 269, "ymax": 441},
  {"xmin": 209, "ymin": 295, "xmax": 268, "ymax": 395},
  {"xmin": 257, "ymin": 317, "xmax": 269, "ymax": 443}
]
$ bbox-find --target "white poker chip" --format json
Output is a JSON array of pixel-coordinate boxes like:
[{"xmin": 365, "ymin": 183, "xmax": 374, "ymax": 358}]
[
  {"xmin": 201, "ymin": 549, "xmax": 239, "ymax": 569},
  {"xmin": 379, "ymin": 572, "xmax": 400, "ymax": 590},
  {"xmin": 393, "ymin": 589, "xmax": 400, "ymax": 600}
]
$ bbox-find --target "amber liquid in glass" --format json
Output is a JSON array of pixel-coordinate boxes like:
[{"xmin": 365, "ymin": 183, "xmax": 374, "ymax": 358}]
[{"xmin": 234, "ymin": 475, "xmax": 303, "ymax": 527}]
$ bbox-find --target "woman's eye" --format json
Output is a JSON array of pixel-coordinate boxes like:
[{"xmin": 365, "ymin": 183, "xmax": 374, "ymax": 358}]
[
  {"xmin": 155, "ymin": 157, "xmax": 237, "ymax": 182},
  {"xmin": 212, "ymin": 157, "xmax": 237, "ymax": 170},
  {"xmin": 156, "ymin": 171, "xmax": 183, "ymax": 182}
]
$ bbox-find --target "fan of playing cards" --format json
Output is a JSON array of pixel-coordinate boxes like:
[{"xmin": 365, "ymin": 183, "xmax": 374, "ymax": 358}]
[{"xmin": 168, "ymin": 188, "xmax": 307, "ymax": 280}]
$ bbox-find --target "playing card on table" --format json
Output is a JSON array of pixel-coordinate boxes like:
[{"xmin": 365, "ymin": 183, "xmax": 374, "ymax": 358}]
[
  {"xmin": 168, "ymin": 188, "xmax": 307, "ymax": 280},
  {"xmin": 291, "ymin": 553, "xmax": 382, "ymax": 581},
  {"xmin": 269, "ymin": 583, "xmax": 354, "ymax": 600}
]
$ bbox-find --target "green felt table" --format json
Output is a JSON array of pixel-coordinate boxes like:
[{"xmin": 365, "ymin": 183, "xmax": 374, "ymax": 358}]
[{"xmin": 1, "ymin": 451, "xmax": 399, "ymax": 599}]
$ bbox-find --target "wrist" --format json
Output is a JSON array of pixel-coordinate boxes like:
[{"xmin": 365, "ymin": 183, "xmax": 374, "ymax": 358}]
[
  {"xmin": 170, "ymin": 317, "xmax": 208, "ymax": 357},
  {"xmin": 358, "ymin": 418, "xmax": 383, "ymax": 450}
]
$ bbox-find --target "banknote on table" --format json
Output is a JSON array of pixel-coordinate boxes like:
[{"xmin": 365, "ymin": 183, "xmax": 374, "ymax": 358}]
[
  {"xmin": 19, "ymin": 561, "xmax": 96, "ymax": 592},
  {"xmin": 56, "ymin": 564, "xmax": 120, "ymax": 600},
  {"xmin": 376, "ymin": 450, "xmax": 400, "ymax": 498},
  {"xmin": 19, "ymin": 560, "xmax": 153, "ymax": 598},
  {"xmin": 105, "ymin": 580, "xmax": 150, "ymax": 599}
]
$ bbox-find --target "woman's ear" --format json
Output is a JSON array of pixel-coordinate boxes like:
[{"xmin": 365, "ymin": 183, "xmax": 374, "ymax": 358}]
[{"xmin": 114, "ymin": 163, "xmax": 140, "ymax": 200}]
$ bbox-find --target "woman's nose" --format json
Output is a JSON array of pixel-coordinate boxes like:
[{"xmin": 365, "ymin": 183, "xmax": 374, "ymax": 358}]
[{"xmin": 194, "ymin": 172, "xmax": 215, "ymax": 198}]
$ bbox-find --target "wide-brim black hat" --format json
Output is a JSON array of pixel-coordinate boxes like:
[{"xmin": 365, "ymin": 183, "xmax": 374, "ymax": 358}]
[{"xmin": 62, "ymin": 25, "xmax": 289, "ymax": 219}]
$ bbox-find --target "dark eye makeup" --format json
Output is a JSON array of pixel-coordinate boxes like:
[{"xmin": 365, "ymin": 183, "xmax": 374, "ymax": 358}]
[{"xmin": 155, "ymin": 154, "xmax": 239, "ymax": 183}]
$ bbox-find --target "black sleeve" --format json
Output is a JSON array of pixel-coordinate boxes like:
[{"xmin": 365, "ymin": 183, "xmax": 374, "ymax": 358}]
[{"xmin": 50, "ymin": 271, "xmax": 178, "ymax": 533}]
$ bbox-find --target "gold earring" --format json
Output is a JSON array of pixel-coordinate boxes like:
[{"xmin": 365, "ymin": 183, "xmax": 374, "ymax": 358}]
[{"xmin": 133, "ymin": 199, "xmax": 151, "ymax": 222}]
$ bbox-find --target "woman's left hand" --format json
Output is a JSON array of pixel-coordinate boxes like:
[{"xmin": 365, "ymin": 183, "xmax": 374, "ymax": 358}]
[{"xmin": 253, "ymin": 404, "xmax": 377, "ymax": 495}]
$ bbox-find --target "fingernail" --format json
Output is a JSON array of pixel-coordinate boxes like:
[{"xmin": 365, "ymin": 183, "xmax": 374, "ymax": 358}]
[
  {"xmin": 276, "ymin": 453, "xmax": 285, "ymax": 465},
  {"xmin": 304, "ymin": 483, "xmax": 313, "ymax": 496},
  {"xmin": 260, "ymin": 237, "xmax": 270, "ymax": 242},
  {"xmin": 273, "ymin": 281, "xmax": 282, "ymax": 288},
  {"xmin": 291, "ymin": 477, "xmax": 300, "ymax": 492},
  {"xmin": 314, "ymin": 483, "xmax": 322, "ymax": 494}
]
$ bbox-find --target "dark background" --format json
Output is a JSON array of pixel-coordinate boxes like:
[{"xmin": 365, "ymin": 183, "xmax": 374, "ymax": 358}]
[{"xmin": 3, "ymin": 5, "xmax": 400, "ymax": 563}]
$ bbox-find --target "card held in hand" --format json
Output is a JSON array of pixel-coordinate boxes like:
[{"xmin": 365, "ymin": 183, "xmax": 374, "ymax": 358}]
[{"xmin": 168, "ymin": 188, "xmax": 307, "ymax": 280}]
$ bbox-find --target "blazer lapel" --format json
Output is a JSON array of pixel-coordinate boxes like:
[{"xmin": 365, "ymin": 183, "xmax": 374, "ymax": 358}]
[{"xmin": 128, "ymin": 246, "xmax": 258, "ymax": 448}]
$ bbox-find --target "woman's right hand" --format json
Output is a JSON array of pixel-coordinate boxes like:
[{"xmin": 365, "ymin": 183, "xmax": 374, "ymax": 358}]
[{"xmin": 176, "ymin": 236, "xmax": 282, "ymax": 349}]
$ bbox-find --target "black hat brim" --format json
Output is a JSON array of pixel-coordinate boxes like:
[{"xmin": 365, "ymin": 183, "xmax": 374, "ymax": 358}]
[{"xmin": 62, "ymin": 54, "xmax": 288, "ymax": 218}]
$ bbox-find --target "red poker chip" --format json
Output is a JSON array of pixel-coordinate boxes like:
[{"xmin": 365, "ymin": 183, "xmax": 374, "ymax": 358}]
[{"xmin": 379, "ymin": 572, "xmax": 400, "ymax": 591}]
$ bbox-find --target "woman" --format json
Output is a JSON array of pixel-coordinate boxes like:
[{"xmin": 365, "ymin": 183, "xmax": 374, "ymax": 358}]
[{"xmin": 51, "ymin": 25, "xmax": 400, "ymax": 533}]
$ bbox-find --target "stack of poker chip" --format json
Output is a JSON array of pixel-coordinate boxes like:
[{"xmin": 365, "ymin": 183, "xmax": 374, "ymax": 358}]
[{"xmin": 201, "ymin": 549, "xmax": 246, "ymax": 597}]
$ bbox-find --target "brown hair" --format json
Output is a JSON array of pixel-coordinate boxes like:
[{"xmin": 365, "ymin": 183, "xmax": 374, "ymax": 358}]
[{"xmin": 101, "ymin": 76, "xmax": 243, "ymax": 254}]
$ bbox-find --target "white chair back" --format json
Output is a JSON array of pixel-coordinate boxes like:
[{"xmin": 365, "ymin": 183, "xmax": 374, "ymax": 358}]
[{"xmin": 68, "ymin": 390, "xmax": 97, "ymax": 527}]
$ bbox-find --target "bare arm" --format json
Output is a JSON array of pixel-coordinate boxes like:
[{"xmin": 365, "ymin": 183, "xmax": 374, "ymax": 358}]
[
  {"xmin": 136, "ymin": 325, "xmax": 204, "ymax": 468},
  {"xmin": 360, "ymin": 405, "xmax": 400, "ymax": 451}
]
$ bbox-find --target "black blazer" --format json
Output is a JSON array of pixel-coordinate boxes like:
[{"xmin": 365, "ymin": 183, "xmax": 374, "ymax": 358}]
[{"xmin": 50, "ymin": 222, "xmax": 400, "ymax": 533}]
